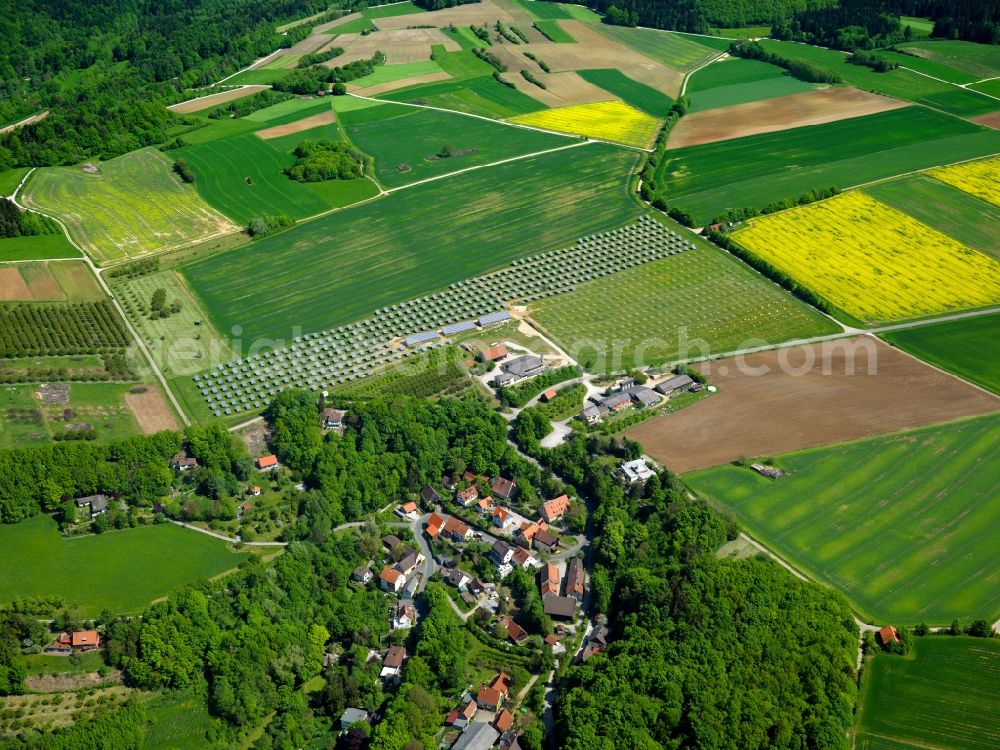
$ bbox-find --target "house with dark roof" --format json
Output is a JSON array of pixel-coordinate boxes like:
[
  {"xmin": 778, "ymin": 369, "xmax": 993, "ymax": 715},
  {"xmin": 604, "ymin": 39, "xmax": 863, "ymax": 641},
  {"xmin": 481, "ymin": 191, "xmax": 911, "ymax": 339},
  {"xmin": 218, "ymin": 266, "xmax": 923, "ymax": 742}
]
[
  {"xmin": 380, "ymin": 645, "xmax": 406, "ymax": 679},
  {"xmin": 581, "ymin": 404, "xmax": 607, "ymax": 424},
  {"xmin": 625, "ymin": 385, "xmax": 660, "ymax": 408},
  {"xmin": 491, "ymin": 476, "xmax": 516, "ymax": 500},
  {"xmin": 601, "ymin": 392, "xmax": 632, "ymax": 412},
  {"xmin": 565, "ymin": 557, "xmax": 584, "ymax": 600},
  {"xmin": 420, "ymin": 485, "xmax": 440, "ymax": 505},
  {"xmin": 502, "ymin": 354, "xmax": 544, "ymax": 380},
  {"xmin": 490, "ymin": 541, "xmax": 514, "ymax": 566},
  {"xmin": 351, "ymin": 564, "xmax": 373, "ymax": 584},
  {"xmin": 544, "ymin": 595, "xmax": 577, "ymax": 620},
  {"xmin": 75, "ymin": 494, "xmax": 109, "ymax": 518},
  {"xmin": 533, "ymin": 529, "xmax": 559, "ymax": 553},
  {"xmin": 452, "ymin": 722, "xmax": 500, "ymax": 750},
  {"xmin": 394, "ymin": 549, "xmax": 423, "ymax": 576},
  {"xmin": 497, "ymin": 615, "xmax": 528, "ymax": 645}
]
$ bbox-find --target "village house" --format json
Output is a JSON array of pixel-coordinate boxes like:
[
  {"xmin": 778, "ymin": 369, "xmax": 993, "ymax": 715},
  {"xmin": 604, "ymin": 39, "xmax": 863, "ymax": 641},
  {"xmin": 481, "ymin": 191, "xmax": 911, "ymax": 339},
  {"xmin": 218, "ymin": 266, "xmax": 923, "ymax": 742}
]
[
  {"xmin": 490, "ymin": 541, "xmax": 515, "ymax": 566},
  {"xmin": 518, "ymin": 520, "xmax": 547, "ymax": 545},
  {"xmin": 533, "ymin": 529, "xmax": 559, "ymax": 553},
  {"xmin": 480, "ymin": 343, "xmax": 508, "ymax": 362},
  {"xmin": 452, "ymin": 722, "xmax": 500, "ymax": 750},
  {"xmin": 444, "ymin": 568, "xmax": 471, "ymax": 591},
  {"xmin": 543, "ymin": 595, "xmax": 578, "ymax": 621},
  {"xmin": 619, "ymin": 458, "xmax": 655, "ymax": 484},
  {"xmin": 75, "ymin": 494, "xmax": 109, "ymax": 518},
  {"xmin": 541, "ymin": 494, "xmax": 571, "ymax": 524},
  {"xmin": 566, "ymin": 557, "xmax": 585, "ymax": 600},
  {"xmin": 442, "ymin": 516, "xmax": 474, "ymax": 543},
  {"xmin": 581, "ymin": 404, "xmax": 607, "ymax": 424},
  {"xmin": 322, "ymin": 408, "xmax": 345, "ymax": 429},
  {"xmin": 511, "ymin": 546, "xmax": 537, "ymax": 569},
  {"xmin": 339, "ymin": 708, "xmax": 369, "ymax": 731},
  {"xmin": 351, "ymin": 564, "xmax": 373, "ymax": 585},
  {"xmin": 393, "ymin": 602, "xmax": 416, "ymax": 630},
  {"xmin": 394, "ymin": 549, "xmax": 424, "ymax": 576},
  {"xmin": 379, "ymin": 566, "xmax": 406, "ymax": 593},
  {"xmin": 395, "ymin": 501, "xmax": 418, "ymax": 518},
  {"xmin": 380, "ymin": 645, "xmax": 406, "ymax": 680},
  {"xmin": 540, "ymin": 563, "xmax": 560, "ymax": 599},
  {"xmin": 401, "ymin": 573, "xmax": 420, "ymax": 600},
  {"xmin": 477, "ymin": 498, "xmax": 493, "ymax": 514},
  {"xmin": 655, "ymin": 373, "xmax": 694, "ymax": 396},
  {"xmin": 256, "ymin": 454, "xmax": 279, "ymax": 471},
  {"xmin": 420, "ymin": 484, "xmax": 440, "ymax": 505},
  {"xmin": 170, "ymin": 452, "xmax": 198, "ymax": 471},
  {"xmin": 382, "ymin": 534, "xmax": 402, "ymax": 554},
  {"xmin": 491, "ymin": 476, "xmax": 516, "ymax": 501},
  {"xmin": 425, "ymin": 512, "xmax": 444, "ymax": 539},
  {"xmin": 497, "ymin": 615, "xmax": 528, "ymax": 645},
  {"xmin": 456, "ymin": 485, "xmax": 479, "ymax": 507},
  {"xmin": 476, "ymin": 685, "xmax": 503, "ymax": 712},
  {"xmin": 492, "ymin": 506, "xmax": 513, "ymax": 530},
  {"xmin": 46, "ymin": 630, "xmax": 101, "ymax": 654},
  {"xmin": 447, "ymin": 699, "xmax": 478, "ymax": 729},
  {"xmin": 248, "ymin": 485, "xmax": 261, "ymax": 497},
  {"xmin": 493, "ymin": 709, "xmax": 515, "ymax": 734}
]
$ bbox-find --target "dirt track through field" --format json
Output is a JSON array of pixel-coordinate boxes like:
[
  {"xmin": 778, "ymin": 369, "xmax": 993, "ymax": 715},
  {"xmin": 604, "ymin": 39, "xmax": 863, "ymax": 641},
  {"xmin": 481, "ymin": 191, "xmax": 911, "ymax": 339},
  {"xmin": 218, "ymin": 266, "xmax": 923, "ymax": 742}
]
[
  {"xmin": 255, "ymin": 110, "xmax": 336, "ymax": 139},
  {"xmin": 668, "ymin": 87, "xmax": 910, "ymax": 148},
  {"xmin": 627, "ymin": 336, "xmax": 1000, "ymax": 473},
  {"xmin": 124, "ymin": 388, "xmax": 179, "ymax": 434},
  {"xmin": 169, "ymin": 86, "xmax": 270, "ymax": 113}
]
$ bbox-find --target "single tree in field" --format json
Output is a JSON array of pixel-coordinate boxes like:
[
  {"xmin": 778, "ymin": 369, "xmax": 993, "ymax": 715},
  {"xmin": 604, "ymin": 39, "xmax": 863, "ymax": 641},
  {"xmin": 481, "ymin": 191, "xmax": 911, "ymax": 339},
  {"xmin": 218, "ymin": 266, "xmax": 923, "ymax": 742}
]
[{"xmin": 150, "ymin": 288, "xmax": 166, "ymax": 312}]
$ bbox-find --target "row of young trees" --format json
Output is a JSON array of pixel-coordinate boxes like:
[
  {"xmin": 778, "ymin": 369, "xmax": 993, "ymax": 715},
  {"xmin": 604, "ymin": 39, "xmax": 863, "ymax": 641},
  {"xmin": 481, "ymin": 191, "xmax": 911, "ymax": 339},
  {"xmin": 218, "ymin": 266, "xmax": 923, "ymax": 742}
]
[{"xmin": 0, "ymin": 302, "xmax": 131, "ymax": 358}]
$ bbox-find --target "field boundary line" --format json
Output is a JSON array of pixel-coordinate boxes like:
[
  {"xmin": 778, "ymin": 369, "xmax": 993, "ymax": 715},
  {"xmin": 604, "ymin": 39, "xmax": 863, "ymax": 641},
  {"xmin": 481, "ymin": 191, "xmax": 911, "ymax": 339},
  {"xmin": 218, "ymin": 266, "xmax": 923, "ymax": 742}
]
[
  {"xmin": 10, "ymin": 172, "xmax": 191, "ymax": 427},
  {"xmin": 679, "ymin": 49, "xmax": 729, "ymax": 97},
  {"xmin": 347, "ymin": 93, "xmax": 653, "ymax": 152},
  {"xmin": 899, "ymin": 65, "xmax": 1000, "ymax": 102},
  {"xmin": 846, "ymin": 149, "xmax": 1000, "ymax": 191}
]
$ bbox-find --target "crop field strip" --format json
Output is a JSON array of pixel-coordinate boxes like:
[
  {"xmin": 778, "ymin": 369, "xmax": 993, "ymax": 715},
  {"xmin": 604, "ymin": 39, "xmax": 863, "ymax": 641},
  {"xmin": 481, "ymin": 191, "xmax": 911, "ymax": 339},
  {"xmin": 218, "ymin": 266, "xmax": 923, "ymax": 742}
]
[
  {"xmin": 529, "ymin": 234, "xmax": 838, "ymax": 372},
  {"xmin": 731, "ymin": 191, "xmax": 1000, "ymax": 324},
  {"xmin": 929, "ymin": 154, "xmax": 1000, "ymax": 208},
  {"xmin": 685, "ymin": 414, "xmax": 1000, "ymax": 624},
  {"xmin": 591, "ymin": 24, "xmax": 723, "ymax": 71},
  {"xmin": 0, "ymin": 233, "xmax": 80, "ymax": 262},
  {"xmin": 656, "ymin": 106, "xmax": 1000, "ymax": 225},
  {"xmin": 894, "ymin": 40, "xmax": 1000, "ymax": 81},
  {"xmin": 855, "ymin": 637, "xmax": 1000, "ymax": 750},
  {"xmin": 21, "ymin": 148, "xmax": 237, "ymax": 263},
  {"xmin": 339, "ymin": 100, "xmax": 571, "ymax": 188},
  {"xmin": 881, "ymin": 314, "xmax": 1000, "ymax": 395},
  {"xmin": 574, "ymin": 69, "xmax": 675, "ymax": 118},
  {"xmin": 685, "ymin": 58, "xmax": 819, "ymax": 112},
  {"xmin": 508, "ymin": 100, "xmax": 662, "ymax": 148},
  {"xmin": 182, "ymin": 144, "xmax": 641, "ymax": 344},
  {"xmin": 191, "ymin": 216, "xmax": 693, "ymax": 417},
  {"xmin": 381, "ymin": 74, "xmax": 547, "ymax": 118}
]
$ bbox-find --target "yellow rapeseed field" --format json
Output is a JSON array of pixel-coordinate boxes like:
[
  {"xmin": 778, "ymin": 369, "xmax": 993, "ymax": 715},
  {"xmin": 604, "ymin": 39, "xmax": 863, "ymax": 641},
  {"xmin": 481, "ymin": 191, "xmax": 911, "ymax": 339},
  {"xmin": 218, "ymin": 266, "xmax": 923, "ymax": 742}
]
[
  {"xmin": 732, "ymin": 191, "xmax": 1000, "ymax": 323},
  {"xmin": 929, "ymin": 156, "xmax": 1000, "ymax": 208},
  {"xmin": 510, "ymin": 100, "xmax": 660, "ymax": 149}
]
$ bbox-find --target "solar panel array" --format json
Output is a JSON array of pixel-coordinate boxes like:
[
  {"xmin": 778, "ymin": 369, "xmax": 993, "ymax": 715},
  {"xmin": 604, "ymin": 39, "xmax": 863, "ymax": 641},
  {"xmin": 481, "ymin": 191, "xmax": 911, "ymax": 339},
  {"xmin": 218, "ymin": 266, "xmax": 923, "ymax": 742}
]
[{"xmin": 195, "ymin": 215, "xmax": 693, "ymax": 416}]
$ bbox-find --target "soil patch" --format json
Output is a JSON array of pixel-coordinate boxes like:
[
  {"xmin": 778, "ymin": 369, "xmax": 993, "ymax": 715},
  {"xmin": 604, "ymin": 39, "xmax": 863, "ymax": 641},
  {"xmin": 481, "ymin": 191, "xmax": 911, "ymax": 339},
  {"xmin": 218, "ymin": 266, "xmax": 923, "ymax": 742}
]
[
  {"xmin": 491, "ymin": 46, "xmax": 616, "ymax": 106},
  {"xmin": 235, "ymin": 419, "xmax": 270, "ymax": 456},
  {"xmin": 971, "ymin": 110, "xmax": 1000, "ymax": 130},
  {"xmin": 626, "ymin": 336, "xmax": 1000, "ymax": 473},
  {"xmin": 667, "ymin": 87, "xmax": 910, "ymax": 149},
  {"xmin": 0, "ymin": 267, "xmax": 32, "ymax": 300},
  {"xmin": 169, "ymin": 85, "xmax": 271, "ymax": 114},
  {"xmin": 350, "ymin": 71, "xmax": 453, "ymax": 96},
  {"xmin": 255, "ymin": 110, "xmax": 336, "ymax": 139},
  {"xmin": 329, "ymin": 28, "xmax": 459, "ymax": 65},
  {"xmin": 124, "ymin": 388, "xmax": 179, "ymax": 434},
  {"xmin": 26, "ymin": 669, "xmax": 122, "ymax": 693},
  {"xmin": 36, "ymin": 383, "xmax": 70, "ymax": 405}
]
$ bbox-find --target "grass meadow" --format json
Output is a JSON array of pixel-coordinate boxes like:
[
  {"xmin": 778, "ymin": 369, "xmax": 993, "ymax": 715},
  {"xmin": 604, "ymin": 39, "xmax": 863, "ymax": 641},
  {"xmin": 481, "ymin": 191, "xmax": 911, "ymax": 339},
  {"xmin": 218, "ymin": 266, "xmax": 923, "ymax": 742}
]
[
  {"xmin": 350, "ymin": 60, "xmax": 444, "ymax": 89},
  {"xmin": 326, "ymin": 1, "xmax": 425, "ymax": 34},
  {"xmin": 864, "ymin": 174, "xmax": 1000, "ymax": 258},
  {"xmin": 882, "ymin": 314, "xmax": 1000, "ymax": 395},
  {"xmin": 513, "ymin": 0, "xmax": 601, "ymax": 22},
  {"xmin": 21, "ymin": 148, "xmax": 236, "ymax": 264},
  {"xmin": 530, "ymin": 234, "xmax": 838, "ymax": 371},
  {"xmin": 855, "ymin": 637, "xmax": 1000, "ymax": 750},
  {"xmin": 895, "ymin": 40, "xmax": 1000, "ymax": 80},
  {"xmin": 732, "ymin": 191, "xmax": 1000, "ymax": 324},
  {"xmin": 533, "ymin": 19, "xmax": 576, "ymax": 43},
  {"xmin": 0, "ymin": 234, "xmax": 79, "ymax": 261},
  {"xmin": 656, "ymin": 107, "xmax": 1000, "ymax": 225},
  {"xmin": 593, "ymin": 25, "xmax": 722, "ymax": 70},
  {"xmin": 576, "ymin": 69, "xmax": 675, "ymax": 117},
  {"xmin": 0, "ymin": 515, "xmax": 249, "ymax": 616},
  {"xmin": 685, "ymin": 415, "xmax": 1000, "ymax": 624},
  {"xmin": 182, "ymin": 144, "xmax": 642, "ymax": 343},
  {"xmin": 340, "ymin": 101, "xmax": 570, "ymax": 188},
  {"xmin": 0, "ymin": 167, "xmax": 30, "ymax": 196},
  {"xmin": 685, "ymin": 58, "xmax": 818, "ymax": 112}
]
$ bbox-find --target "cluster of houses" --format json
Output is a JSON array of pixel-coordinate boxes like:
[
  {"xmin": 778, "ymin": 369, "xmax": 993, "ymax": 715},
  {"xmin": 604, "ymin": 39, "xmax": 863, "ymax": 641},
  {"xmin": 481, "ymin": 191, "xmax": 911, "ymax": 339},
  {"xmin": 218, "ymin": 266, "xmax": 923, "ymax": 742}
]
[
  {"xmin": 374, "ymin": 535, "xmax": 425, "ymax": 599},
  {"xmin": 446, "ymin": 672, "xmax": 519, "ymax": 749},
  {"xmin": 539, "ymin": 556, "xmax": 585, "ymax": 622},
  {"xmin": 581, "ymin": 373, "xmax": 698, "ymax": 425},
  {"xmin": 44, "ymin": 630, "xmax": 100, "ymax": 654},
  {"xmin": 479, "ymin": 344, "xmax": 548, "ymax": 389}
]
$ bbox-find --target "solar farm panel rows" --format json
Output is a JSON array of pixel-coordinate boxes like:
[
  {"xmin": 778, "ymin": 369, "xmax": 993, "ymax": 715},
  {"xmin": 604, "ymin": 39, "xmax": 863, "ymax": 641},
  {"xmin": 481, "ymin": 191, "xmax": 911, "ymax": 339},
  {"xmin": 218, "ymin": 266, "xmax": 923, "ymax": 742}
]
[{"xmin": 195, "ymin": 215, "xmax": 693, "ymax": 416}]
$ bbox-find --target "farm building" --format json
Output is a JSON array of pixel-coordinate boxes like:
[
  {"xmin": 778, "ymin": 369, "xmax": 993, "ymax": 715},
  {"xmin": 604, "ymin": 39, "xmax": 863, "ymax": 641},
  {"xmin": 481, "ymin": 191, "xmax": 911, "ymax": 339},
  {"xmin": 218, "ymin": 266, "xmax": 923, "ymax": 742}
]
[
  {"xmin": 452, "ymin": 722, "xmax": 500, "ymax": 750},
  {"xmin": 625, "ymin": 385, "xmax": 660, "ymax": 408},
  {"xmin": 601, "ymin": 392, "xmax": 633, "ymax": 412},
  {"xmin": 541, "ymin": 388, "xmax": 558, "ymax": 402},
  {"xmin": 879, "ymin": 625, "xmax": 900, "ymax": 646},
  {"xmin": 500, "ymin": 354, "xmax": 544, "ymax": 381},
  {"xmin": 544, "ymin": 595, "xmax": 578, "ymax": 621},
  {"xmin": 655, "ymin": 373, "xmax": 694, "ymax": 396},
  {"xmin": 481, "ymin": 344, "xmax": 508, "ymax": 362},
  {"xmin": 533, "ymin": 529, "xmax": 559, "ymax": 552}
]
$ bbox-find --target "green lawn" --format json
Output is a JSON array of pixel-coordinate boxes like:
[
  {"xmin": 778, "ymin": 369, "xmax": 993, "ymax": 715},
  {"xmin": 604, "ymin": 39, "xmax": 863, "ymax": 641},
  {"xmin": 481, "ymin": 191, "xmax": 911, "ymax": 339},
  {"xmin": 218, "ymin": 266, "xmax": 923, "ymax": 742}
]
[
  {"xmin": 758, "ymin": 39, "xmax": 998, "ymax": 116},
  {"xmin": 685, "ymin": 415, "xmax": 1000, "ymax": 624},
  {"xmin": 895, "ymin": 40, "xmax": 1000, "ymax": 80},
  {"xmin": 0, "ymin": 167, "xmax": 30, "ymax": 196},
  {"xmin": 182, "ymin": 144, "xmax": 642, "ymax": 343},
  {"xmin": 340, "ymin": 101, "xmax": 570, "ymax": 188},
  {"xmin": 175, "ymin": 132, "xmax": 348, "ymax": 224},
  {"xmin": 381, "ymin": 74, "xmax": 545, "ymax": 118},
  {"xmin": 593, "ymin": 25, "xmax": 722, "ymax": 71},
  {"xmin": 22, "ymin": 651, "xmax": 105, "ymax": 675},
  {"xmin": 530, "ymin": 227, "xmax": 838, "ymax": 372},
  {"xmin": 20, "ymin": 148, "xmax": 236, "ymax": 264},
  {"xmin": 657, "ymin": 107, "xmax": 1000, "ymax": 225},
  {"xmin": 685, "ymin": 58, "xmax": 818, "ymax": 112},
  {"xmin": 0, "ymin": 516, "xmax": 249, "ymax": 616},
  {"xmin": 881, "ymin": 314, "xmax": 1000, "ymax": 395},
  {"xmin": 577, "ymin": 69, "xmax": 674, "ymax": 117},
  {"xmin": 243, "ymin": 97, "xmax": 332, "ymax": 123},
  {"xmin": 0, "ymin": 234, "xmax": 79, "ymax": 261},
  {"xmin": 864, "ymin": 174, "xmax": 1000, "ymax": 258},
  {"xmin": 855, "ymin": 637, "xmax": 1000, "ymax": 750}
]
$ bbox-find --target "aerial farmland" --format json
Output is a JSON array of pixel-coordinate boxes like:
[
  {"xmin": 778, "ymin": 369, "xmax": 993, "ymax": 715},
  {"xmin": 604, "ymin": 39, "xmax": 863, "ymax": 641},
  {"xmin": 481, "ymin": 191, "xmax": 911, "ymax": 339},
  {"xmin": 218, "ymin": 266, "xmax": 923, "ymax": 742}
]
[{"xmin": 1, "ymin": 0, "xmax": 998, "ymax": 747}]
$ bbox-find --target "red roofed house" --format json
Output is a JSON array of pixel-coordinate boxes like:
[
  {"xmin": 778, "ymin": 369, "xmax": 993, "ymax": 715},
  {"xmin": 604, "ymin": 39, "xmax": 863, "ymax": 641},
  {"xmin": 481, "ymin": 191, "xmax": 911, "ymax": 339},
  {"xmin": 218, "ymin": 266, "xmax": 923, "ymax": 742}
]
[
  {"xmin": 379, "ymin": 566, "xmax": 406, "ymax": 593},
  {"xmin": 540, "ymin": 563, "xmax": 560, "ymax": 599},
  {"xmin": 518, "ymin": 520, "xmax": 548, "ymax": 545},
  {"xmin": 493, "ymin": 708, "xmax": 514, "ymax": 733},
  {"xmin": 442, "ymin": 516, "xmax": 473, "ymax": 542},
  {"xmin": 477, "ymin": 686, "xmax": 503, "ymax": 712},
  {"xmin": 541, "ymin": 494, "xmax": 570, "ymax": 524},
  {"xmin": 425, "ymin": 512, "xmax": 444, "ymax": 539},
  {"xmin": 456, "ymin": 486, "xmax": 479, "ymax": 507},
  {"xmin": 491, "ymin": 476, "xmax": 516, "ymax": 500},
  {"xmin": 540, "ymin": 388, "xmax": 558, "ymax": 402},
  {"xmin": 492, "ymin": 507, "xmax": 513, "ymax": 530},
  {"xmin": 477, "ymin": 498, "xmax": 493, "ymax": 514},
  {"xmin": 396, "ymin": 501, "xmax": 417, "ymax": 517},
  {"xmin": 481, "ymin": 344, "xmax": 508, "ymax": 362},
  {"xmin": 449, "ymin": 699, "xmax": 477, "ymax": 729},
  {"xmin": 879, "ymin": 625, "xmax": 900, "ymax": 646},
  {"xmin": 71, "ymin": 630, "xmax": 100, "ymax": 652},
  {"xmin": 511, "ymin": 546, "xmax": 537, "ymax": 569},
  {"xmin": 490, "ymin": 672, "xmax": 511, "ymax": 698},
  {"xmin": 256, "ymin": 454, "xmax": 278, "ymax": 471},
  {"xmin": 497, "ymin": 615, "xmax": 528, "ymax": 645}
]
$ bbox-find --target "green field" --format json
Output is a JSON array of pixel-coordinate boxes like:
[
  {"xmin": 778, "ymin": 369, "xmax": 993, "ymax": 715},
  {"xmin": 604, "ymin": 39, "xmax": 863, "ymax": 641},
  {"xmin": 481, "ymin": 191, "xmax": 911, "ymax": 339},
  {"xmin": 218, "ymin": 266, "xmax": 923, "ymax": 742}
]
[
  {"xmin": 530, "ymin": 232, "xmax": 838, "ymax": 371},
  {"xmin": 657, "ymin": 107, "xmax": 1000, "ymax": 225},
  {"xmin": 176, "ymin": 132, "xmax": 350, "ymax": 225},
  {"xmin": 513, "ymin": 0, "xmax": 600, "ymax": 22},
  {"xmin": 142, "ymin": 690, "xmax": 214, "ymax": 750},
  {"xmin": 243, "ymin": 97, "xmax": 331, "ymax": 123},
  {"xmin": 0, "ymin": 515, "xmax": 249, "ymax": 615},
  {"xmin": 970, "ymin": 78, "xmax": 1000, "ymax": 97},
  {"xmin": 577, "ymin": 69, "xmax": 674, "ymax": 117},
  {"xmin": 21, "ymin": 149, "xmax": 236, "ymax": 264},
  {"xmin": 382, "ymin": 74, "xmax": 545, "ymax": 118},
  {"xmin": 855, "ymin": 637, "xmax": 1000, "ymax": 750},
  {"xmin": 593, "ymin": 25, "xmax": 722, "ymax": 70},
  {"xmin": 896, "ymin": 40, "xmax": 1000, "ymax": 80},
  {"xmin": 327, "ymin": 1, "xmax": 425, "ymax": 34},
  {"xmin": 881, "ymin": 314, "xmax": 1000, "ymax": 395},
  {"xmin": 113, "ymin": 269, "xmax": 236, "ymax": 378},
  {"xmin": 350, "ymin": 60, "xmax": 445, "ymax": 89},
  {"xmin": 879, "ymin": 50, "xmax": 978, "ymax": 85},
  {"xmin": 533, "ymin": 19, "xmax": 575, "ymax": 43},
  {"xmin": 0, "ymin": 167, "xmax": 30, "ymax": 196},
  {"xmin": 0, "ymin": 233, "xmax": 79, "ymax": 261},
  {"xmin": 0, "ymin": 382, "xmax": 150, "ymax": 447},
  {"xmin": 686, "ymin": 415, "xmax": 1000, "ymax": 624},
  {"xmin": 183, "ymin": 144, "xmax": 642, "ymax": 343},
  {"xmin": 899, "ymin": 16, "xmax": 934, "ymax": 34},
  {"xmin": 686, "ymin": 58, "xmax": 818, "ymax": 112},
  {"xmin": 864, "ymin": 174, "xmax": 1000, "ymax": 258},
  {"xmin": 758, "ymin": 39, "xmax": 998, "ymax": 116},
  {"xmin": 341, "ymin": 101, "xmax": 569, "ymax": 187}
]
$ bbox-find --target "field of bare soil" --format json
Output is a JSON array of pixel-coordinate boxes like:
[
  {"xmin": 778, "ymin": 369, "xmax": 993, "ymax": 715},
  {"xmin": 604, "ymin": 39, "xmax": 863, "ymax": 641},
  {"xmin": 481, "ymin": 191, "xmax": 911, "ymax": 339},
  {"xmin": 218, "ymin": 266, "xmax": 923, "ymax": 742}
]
[
  {"xmin": 124, "ymin": 387, "xmax": 179, "ymax": 434},
  {"xmin": 255, "ymin": 110, "xmax": 336, "ymax": 139},
  {"xmin": 168, "ymin": 85, "xmax": 270, "ymax": 114},
  {"xmin": 627, "ymin": 336, "xmax": 1000, "ymax": 473}
]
